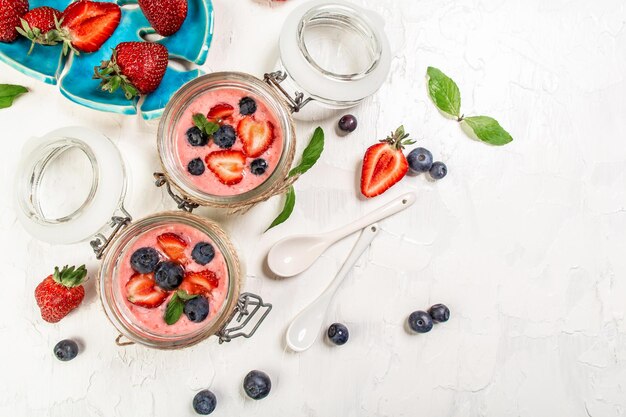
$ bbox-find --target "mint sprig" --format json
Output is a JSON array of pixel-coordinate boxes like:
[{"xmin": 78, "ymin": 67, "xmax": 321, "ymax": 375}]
[
  {"xmin": 193, "ymin": 113, "xmax": 220, "ymax": 136},
  {"xmin": 426, "ymin": 67, "xmax": 513, "ymax": 146},
  {"xmin": 0, "ymin": 84, "xmax": 28, "ymax": 109},
  {"xmin": 164, "ymin": 290, "xmax": 197, "ymax": 325}
]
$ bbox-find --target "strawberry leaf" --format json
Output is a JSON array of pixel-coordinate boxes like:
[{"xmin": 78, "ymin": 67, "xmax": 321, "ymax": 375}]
[
  {"xmin": 164, "ymin": 292, "xmax": 185, "ymax": 325},
  {"xmin": 427, "ymin": 67, "xmax": 461, "ymax": 118},
  {"xmin": 0, "ymin": 84, "xmax": 28, "ymax": 109},
  {"xmin": 463, "ymin": 116, "xmax": 513, "ymax": 146},
  {"xmin": 266, "ymin": 186, "xmax": 296, "ymax": 232},
  {"xmin": 289, "ymin": 127, "xmax": 324, "ymax": 177}
]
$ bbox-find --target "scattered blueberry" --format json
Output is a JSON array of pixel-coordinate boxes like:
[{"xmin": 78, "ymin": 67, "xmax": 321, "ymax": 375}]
[
  {"xmin": 407, "ymin": 147, "xmax": 433, "ymax": 173},
  {"xmin": 327, "ymin": 323, "xmax": 349, "ymax": 345},
  {"xmin": 239, "ymin": 97, "xmax": 257, "ymax": 115},
  {"xmin": 429, "ymin": 161, "xmax": 447, "ymax": 180},
  {"xmin": 250, "ymin": 158, "xmax": 268, "ymax": 176},
  {"xmin": 184, "ymin": 296, "xmax": 210, "ymax": 323},
  {"xmin": 243, "ymin": 370, "xmax": 271, "ymax": 400},
  {"xmin": 428, "ymin": 304, "xmax": 450, "ymax": 323},
  {"xmin": 193, "ymin": 389, "xmax": 217, "ymax": 415},
  {"xmin": 408, "ymin": 311, "xmax": 433, "ymax": 333},
  {"xmin": 154, "ymin": 261, "xmax": 184, "ymax": 291},
  {"xmin": 130, "ymin": 247, "xmax": 160, "ymax": 273},
  {"xmin": 191, "ymin": 242, "xmax": 215, "ymax": 265},
  {"xmin": 213, "ymin": 125, "xmax": 236, "ymax": 148},
  {"xmin": 338, "ymin": 114, "xmax": 358, "ymax": 132},
  {"xmin": 187, "ymin": 158, "xmax": 205, "ymax": 176},
  {"xmin": 186, "ymin": 126, "xmax": 209, "ymax": 147},
  {"xmin": 54, "ymin": 339, "xmax": 79, "ymax": 361}
]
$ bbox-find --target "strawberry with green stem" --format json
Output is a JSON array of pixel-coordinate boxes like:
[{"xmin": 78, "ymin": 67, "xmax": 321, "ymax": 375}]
[
  {"xmin": 16, "ymin": 6, "xmax": 62, "ymax": 54},
  {"xmin": 34, "ymin": 265, "xmax": 88, "ymax": 323}
]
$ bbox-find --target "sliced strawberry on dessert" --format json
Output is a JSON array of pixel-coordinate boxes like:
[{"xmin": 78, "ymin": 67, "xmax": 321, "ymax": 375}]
[
  {"xmin": 94, "ymin": 41, "xmax": 168, "ymax": 99},
  {"xmin": 126, "ymin": 273, "xmax": 168, "ymax": 308},
  {"xmin": 156, "ymin": 232, "xmax": 188, "ymax": 263},
  {"xmin": 137, "ymin": 0, "xmax": 187, "ymax": 36},
  {"xmin": 16, "ymin": 6, "xmax": 62, "ymax": 54},
  {"xmin": 237, "ymin": 116, "xmax": 274, "ymax": 158},
  {"xmin": 0, "ymin": 0, "xmax": 29, "ymax": 43},
  {"xmin": 207, "ymin": 103, "xmax": 234, "ymax": 123},
  {"xmin": 360, "ymin": 125, "xmax": 415, "ymax": 198},
  {"xmin": 179, "ymin": 270, "xmax": 219, "ymax": 296},
  {"xmin": 205, "ymin": 150, "xmax": 246, "ymax": 185}
]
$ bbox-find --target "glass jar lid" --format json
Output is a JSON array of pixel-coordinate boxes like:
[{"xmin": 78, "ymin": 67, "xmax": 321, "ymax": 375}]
[{"xmin": 14, "ymin": 126, "xmax": 127, "ymax": 244}]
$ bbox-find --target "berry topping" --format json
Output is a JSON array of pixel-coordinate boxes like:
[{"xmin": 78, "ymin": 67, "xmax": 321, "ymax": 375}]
[
  {"xmin": 138, "ymin": 0, "xmax": 187, "ymax": 36},
  {"xmin": 187, "ymin": 158, "xmax": 206, "ymax": 176},
  {"xmin": 154, "ymin": 261, "xmax": 185, "ymax": 291},
  {"xmin": 191, "ymin": 242, "xmax": 215, "ymax": 265},
  {"xmin": 157, "ymin": 232, "xmax": 188, "ymax": 263},
  {"xmin": 250, "ymin": 158, "xmax": 268, "ymax": 176},
  {"xmin": 184, "ymin": 295, "xmax": 210, "ymax": 323},
  {"xmin": 130, "ymin": 247, "xmax": 160, "ymax": 273},
  {"xmin": 212, "ymin": 124, "xmax": 236, "ymax": 149},
  {"xmin": 407, "ymin": 147, "xmax": 433, "ymax": 173},
  {"xmin": 205, "ymin": 150, "xmax": 246, "ymax": 185},
  {"xmin": 237, "ymin": 117, "xmax": 274, "ymax": 158},
  {"xmin": 193, "ymin": 389, "xmax": 217, "ymax": 415},
  {"xmin": 34, "ymin": 265, "xmax": 87, "ymax": 323},
  {"xmin": 327, "ymin": 322, "xmax": 349, "ymax": 345},
  {"xmin": 408, "ymin": 310, "xmax": 433, "ymax": 333},
  {"xmin": 243, "ymin": 370, "xmax": 271, "ymax": 400},
  {"xmin": 338, "ymin": 114, "xmax": 358, "ymax": 133},
  {"xmin": 238, "ymin": 96, "xmax": 257, "ymax": 115},
  {"xmin": 186, "ymin": 126, "xmax": 209, "ymax": 147},
  {"xmin": 207, "ymin": 103, "xmax": 234, "ymax": 123},
  {"xmin": 53, "ymin": 339, "xmax": 79, "ymax": 361},
  {"xmin": 429, "ymin": 161, "xmax": 447, "ymax": 180},
  {"xmin": 428, "ymin": 303, "xmax": 450, "ymax": 322},
  {"xmin": 125, "ymin": 273, "xmax": 168, "ymax": 308},
  {"xmin": 179, "ymin": 270, "xmax": 219, "ymax": 296}
]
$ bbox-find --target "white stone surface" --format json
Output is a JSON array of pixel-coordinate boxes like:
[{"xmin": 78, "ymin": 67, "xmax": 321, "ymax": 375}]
[{"xmin": 1, "ymin": 0, "xmax": 626, "ymax": 415}]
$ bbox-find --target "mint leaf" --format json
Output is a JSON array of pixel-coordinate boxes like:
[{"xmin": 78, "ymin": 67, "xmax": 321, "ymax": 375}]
[
  {"xmin": 266, "ymin": 186, "xmax": 295, "ymax": 231},
  {"xmin": 164, "ymin": 293, "xmax": 185, "ymax": 325},
  {"xmin": 427, "ymin": 67, "xmax": 461, "ymax": 118},
  {"xmin": 176, "ymin": 290, "xmax": 197, "ymax": 301},
  {"xmin": 289, "ymin": 127, "xmax": 324, "ymax": 177},
  {"xmin": 0, "ymin": 84, "xmax": 28, "ymax": 109},
  {"xmin": 192, "ymin": 113, "xmax": 219, "ymax": 136},
  {"xmin": 464, "ymin": 116, "xmax": 513, "ymax": 146}
]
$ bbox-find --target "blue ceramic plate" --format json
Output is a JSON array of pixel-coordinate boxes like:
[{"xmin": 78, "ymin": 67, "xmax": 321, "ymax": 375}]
[{"xmin": 0, "ymin": 0, "xmax": 213, "ymax": 120}]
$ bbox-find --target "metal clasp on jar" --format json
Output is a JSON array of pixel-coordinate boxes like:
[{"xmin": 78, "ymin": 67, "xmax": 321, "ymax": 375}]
[
  {"xmin": 264, "ymin": 71, "xmax": 313, "ymax": 113},
  {"xmin": 154, "ymin": 172, "xmax": 199, "ymax": 213},
  {"xmin": 217, "ymin": 293, "xmax": 272, "ymax": 343},
  {"xmin": 90, "ymin": 206, "xmax": 132, "ymax": 259}
]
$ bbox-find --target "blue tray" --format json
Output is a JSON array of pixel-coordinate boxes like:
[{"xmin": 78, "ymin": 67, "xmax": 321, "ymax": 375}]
[{"xmin": 0, "ymin": 0, "xmax": 213, "ymax": 120}]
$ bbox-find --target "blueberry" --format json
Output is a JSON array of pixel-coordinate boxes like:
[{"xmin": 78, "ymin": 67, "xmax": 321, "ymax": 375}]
[
  {"xmin": 428, "ymin": 304, "xmax": 450, "ymax": 323},
  {"xmin": 429, "ymin": 161, "xmax": 447, "ymax": 180},
  {"xmin": 154, "ymin": 261, "xmax": 184, "ymax": 291},
  {"xmin": 327, "ymin": 323, "xmax": 349, "ymax": 345},
  {"xmin": 186, "ymin": 126, "xmax": 209, "ymax": 147},
  {"xmin": 250, "ymin": 158, "xmax": 268, "ymax": 176},
  {"xmin": 184, "ymin": 296, "xmax": 210, "ymax": 323},
  {"xmin": 213, "ymin": 125, "xmax": 236, "ymax": 149},
  {"xmin": 338, "ymin": 114, "xmax": 358, "ymax": 133},
  {"xmin": 243, "ymin": 370, "xmax": 271, "ymax": 400},
  {"xmin": 187, "ymin": 158, "xmax": 205, "ymax": 176},
  {"xmin": 191, "ymin": 242, "xmax": 215, "ymax": 265},
  {"xmin": 193, "ymin": 389, "xmax": 217, "ymax": 415},
  {"xmin": 54, "ymin": 339, "xmax": 79, "ymax": 361},
  {"xmin": 408, "ymin": 311, "xmax": 433, "ymax": 333},
  {"xmin": 407, "ymin": 147, "xmax": 433, "ymax": 173},
  {"xmin": 130, "ymin": 247, "xmax": 160, "ymax": 273},
  {"xmin": 239, "ymin": 97, "xmax": 257, "ymax": 115}
]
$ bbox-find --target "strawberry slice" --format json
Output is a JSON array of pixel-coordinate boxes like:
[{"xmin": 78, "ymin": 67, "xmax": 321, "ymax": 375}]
[
  {"xmin": 156, "ymin": 232, "xmax": 188, "ymax": 263},
  {"xmin": 236, "ymin": 116, "xmax": 274, "ymax": 158},
  {"xmin": 56, "ymin": 0, "xmax": 121, "ymax": 54},
  {"xmin": 179, "ymin": 270, "xmax": 219, "ymax": 296},
  {"xmin": 205, "ymin": 150, "xmax": 246, "ymax": 185},
  {"xmin": 126, "ymin": 273, "xmax": 167, "ymax": 308},
  {"xmin": 207, "ymin": 103, "xmax": 235, "ymax": 123}
]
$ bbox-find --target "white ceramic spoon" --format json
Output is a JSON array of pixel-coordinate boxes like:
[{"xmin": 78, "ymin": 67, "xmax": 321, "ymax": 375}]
[
  {"xmin": 285, "ymin": 223, "xmax": 380, "ymax": 352},
  {"xmin": 267, "ymin": 192, "xmax": 415, "ymax": 277}
]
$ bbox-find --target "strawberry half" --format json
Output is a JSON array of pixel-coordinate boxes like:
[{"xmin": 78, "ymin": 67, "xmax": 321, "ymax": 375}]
[
  {"xmin": 94, "ymin": 41, "xmax": 168, "ymax": 99},
  {"xmin": 34, "ymin": 265, "xmax": 87, "ymax": 323},
  {"xmin": 205, "ymin": 150, "xmax": 246, "ymax": 185},
  {"xmin": 179, "ymin": 270, "xmax": 219, "ymax": 296},
  {"xmin": 0, "ymin": 0, "xmax": 29, "ymax": 42},
  {"xmin": 156, "ymin": 232, "xmax": 188, "ymax": 263},
  {"xmin": 125, "ymin": 273, "xmax": 167, "ymax": 308},
  {"xmin": 207, "ymin": 103, "xmax": 234, "ymax": 123},
  {"xmin": 360, "ymin": 126, "xmax": 415, "ymax": 198},
  {"xmin": 237, "ymin": 117, "xmax": 274, "ymax": 158},
  {"xmin": 138, "ymin": 0, "xmax": 187, "ymax": 36},
  {"xmin": 15, "ymin": 7, "xmax": 62, "ymax": 54}
]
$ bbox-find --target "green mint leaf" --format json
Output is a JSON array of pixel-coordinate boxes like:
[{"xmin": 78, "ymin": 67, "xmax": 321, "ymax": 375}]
[
  {"xmin": 203, "ymin": 121, "xmax": 220, "ymax": 136},
  {"xmin": 0, "ymin": 84, "xmax": 28, "ymax": 109},
  {"xmin": 266, "ymin": 186, "xmax": 296, "ymax": 231},
  {"xmin": 463, "ymin": 116, "xmax": 513, "ymax": 146},
  {"xmin": 192, "ymin": 113, "xmax": 208, "ymax": 129},
  {"xmin": 176, "ymin": 290, "xmax": 197, "ymax": 301},
  {"xmin": 289, "ymin": 127, "xmax": 324, "ymax": 177},
  {"xmin": 164, "ymin": 293, "xmax": 185, "ymax": 325},
  {"xmin": 427, "ymin": 67, "xmax": 461, "ymax": 118}
]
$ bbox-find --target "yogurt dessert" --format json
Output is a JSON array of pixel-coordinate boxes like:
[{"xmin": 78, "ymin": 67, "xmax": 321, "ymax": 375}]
[
  {"xmin": 174, "ymin": 88, "xmax": 284, "ymax": 196},
  {"xmin": 116, "ymin": 222, "xmax": 229, "ymax": 336}
]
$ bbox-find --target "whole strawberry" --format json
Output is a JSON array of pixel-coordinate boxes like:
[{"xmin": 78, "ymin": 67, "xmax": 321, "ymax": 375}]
[
  {"xmin": 35, "ymin": 265, "xmax": 87, "ymax": 323},
  {"xmin": 16, "ymin": 6, "xmax": 62, "ymax": 54},
  {"xmin": 0, "ymin": 0, "xmax": 28, "ymax": 43},
  {"xmin": 138, "ymin": 0, "xmax": 187, "ymax": 36},
  {"xmin": 93, "ymin": 41, "xmax": 168, "ymax": 99}
]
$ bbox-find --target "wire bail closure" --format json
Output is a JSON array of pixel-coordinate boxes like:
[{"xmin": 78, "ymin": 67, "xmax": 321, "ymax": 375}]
[
  {"xmin": 90, "ymin": 206, "xmax": 132, "ymax": 260},
  {"xmin": 264, "ymin": 71, "xmax": 313, "ymax": 113},
  {"xmin": 154, "ymin": 172, "xmax": 199, "ymax": 213},
  {"xmin": 217, "ymin": 292, "xmax": 272, "ymax": 344}
]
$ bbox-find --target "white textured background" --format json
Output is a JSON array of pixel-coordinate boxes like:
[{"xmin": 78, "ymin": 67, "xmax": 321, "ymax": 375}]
[{"xmin": 1, "ymin": 0, "xmax": 626, "ymax": 415}]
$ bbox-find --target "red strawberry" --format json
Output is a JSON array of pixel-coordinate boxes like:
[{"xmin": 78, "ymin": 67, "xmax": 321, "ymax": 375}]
[
  {"xmin": 15, "ymin": 7, "xmax": 62, "ymax": 54},
  {"xmin": 0, "ymin": 0, "xmax": 28, "ymax": 42},
  {"xmin": 207, "ymin": 103, "xmax": 234, "ymax": 123},
  {"xmin": 137, "ymin": 0, "xmax": 187, "ymax": 36},
  {"xmin": 125, "ymin": 273, "xmax": 167, "ymax": 308},
  {"xmin": 205, "ymin": 150, "xmax": 246, "ymax": 185},
  {"xmin": 237, "ymin": 116, "xmax": 274, "ymax": 158},
  {"xmin": 157, "ymin": 232, "xmax": 188, "ymax": 263},
  {"xmin": 34, "ymin": 265, "xmax": 87, "ymax": 323},
  {"xmin": 360, "ymin": 126, "xmax": 415, "ymax": 198},
  {"xmin": 94, "ymin": 41, "xmax": 168, "ymax": 99},
  {"xmin": 179, "ymin": 270, "xmax": 218, "ymax": 296}
]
